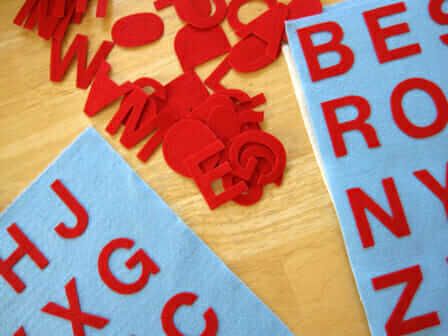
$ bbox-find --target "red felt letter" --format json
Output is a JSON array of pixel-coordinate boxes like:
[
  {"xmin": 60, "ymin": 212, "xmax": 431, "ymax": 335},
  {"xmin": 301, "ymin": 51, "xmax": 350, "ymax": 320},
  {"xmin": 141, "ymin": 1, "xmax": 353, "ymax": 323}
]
[
  {"xmin": 321, "ymin": 95, "xmax": 381, "ymax": 158},
  {"xmin": 414, "ymin": 162, "xmax": 448, "ymax": 218},
  {"xmin": 347, "ymin": 177, "xmax": 410, "ymax": 248},
  {"xmin": 98, "ymin": 238, "xmax": 160, "ymax": 295},
  {"xmin": 363, "ymin": 2, "xmax": 422, "ymax": 63},
  {"xmin": 391, "ymin": 78, "xmax": 448, "ymax": 138},
  {"xmin": 51, "ymin": 34, "xmax": 114, "ymax": 89},
  {"xmin": 372, "ymin": 265, "xmax": 441, "ymax": 336},
  {"xmin": 0, "ymin": 223, "xmax": 49, "ymax": 293},
  {"xmin": 296, "ymin": 21, "xmax": 354, "ymax": 82},
  {"xmin": 51, "ymin": 179, "xmax": 89, "ymax": 239},
  {"xmin": 184, "ymin": 140, "xmax": 248, "ymax": 209},
  {"xmin": 14, "ymin": 326, "xmax": 26, "ymax": 336},
  {"xmin": 42, "ymin": 278, "xmax": 109, "ymax": 335},
  {"xmin": 161, "ymin": 292, "xmax": 218, "ymax": 336},
  {"xmin": 429, "ymin": 0, "xmax": 448, "ymax": 45}
]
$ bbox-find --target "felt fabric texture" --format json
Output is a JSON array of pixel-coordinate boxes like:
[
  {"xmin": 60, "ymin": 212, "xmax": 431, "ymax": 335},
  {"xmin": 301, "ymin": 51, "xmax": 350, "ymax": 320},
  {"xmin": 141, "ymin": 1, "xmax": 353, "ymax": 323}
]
[
  {"xmin": 286, "ymin": 0, "xmax": 448, "ymax": 335},
  {"xmin": 0, "ymin": 127, "xmax": 293, "ymax": 335},
  {"xmin": 111, "ymin": 13, "xmax": 164, "ymax": 48}
]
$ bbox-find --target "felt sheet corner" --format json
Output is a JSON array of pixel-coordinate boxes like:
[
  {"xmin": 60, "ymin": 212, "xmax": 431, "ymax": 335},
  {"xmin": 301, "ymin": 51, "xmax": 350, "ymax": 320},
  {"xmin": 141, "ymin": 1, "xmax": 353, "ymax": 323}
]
[{"xmin": 0, "ymin": 127, "xmax": 293, "ymax": 336}]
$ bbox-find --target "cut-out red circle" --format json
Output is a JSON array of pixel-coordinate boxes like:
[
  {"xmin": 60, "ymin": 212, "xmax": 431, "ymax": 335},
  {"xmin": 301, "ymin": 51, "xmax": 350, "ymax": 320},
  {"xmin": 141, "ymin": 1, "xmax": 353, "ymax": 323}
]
[{"xmin": 112, "ymin": 13, "xmax": 164, "ymax": 47}]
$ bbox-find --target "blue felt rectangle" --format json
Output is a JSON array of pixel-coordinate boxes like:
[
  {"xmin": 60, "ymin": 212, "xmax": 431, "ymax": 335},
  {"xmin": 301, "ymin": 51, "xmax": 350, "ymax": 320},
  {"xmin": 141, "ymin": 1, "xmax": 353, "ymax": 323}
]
[
  {"xmin": 0, "ymin": 127, "xmax": 293, "ymax": 335},
  {"xmin": 286, "ymin": 0, "xmax": 447, "ymax": 335}
]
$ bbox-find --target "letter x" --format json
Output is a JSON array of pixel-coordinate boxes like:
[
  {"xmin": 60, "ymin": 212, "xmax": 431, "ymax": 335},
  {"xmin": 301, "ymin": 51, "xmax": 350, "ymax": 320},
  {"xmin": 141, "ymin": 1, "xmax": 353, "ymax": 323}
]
[{"xmin": 42, "ymin": 277, "xmax": 109, "ymax": 336}]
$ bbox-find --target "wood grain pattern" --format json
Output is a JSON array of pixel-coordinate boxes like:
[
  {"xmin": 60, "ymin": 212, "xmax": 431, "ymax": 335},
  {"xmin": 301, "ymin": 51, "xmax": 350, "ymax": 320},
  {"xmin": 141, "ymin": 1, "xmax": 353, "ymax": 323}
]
[{"xmin": 0, "ymin": 0, "xmax": 370, "ymax": 334}]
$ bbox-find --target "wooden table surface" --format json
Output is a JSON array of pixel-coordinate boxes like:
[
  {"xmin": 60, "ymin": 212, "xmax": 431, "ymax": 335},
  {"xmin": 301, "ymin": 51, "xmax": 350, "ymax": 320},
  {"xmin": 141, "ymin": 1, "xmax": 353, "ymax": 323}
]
[{"xmin": 0, "ymin": 0, "xmax": 371, "ymax": 335}]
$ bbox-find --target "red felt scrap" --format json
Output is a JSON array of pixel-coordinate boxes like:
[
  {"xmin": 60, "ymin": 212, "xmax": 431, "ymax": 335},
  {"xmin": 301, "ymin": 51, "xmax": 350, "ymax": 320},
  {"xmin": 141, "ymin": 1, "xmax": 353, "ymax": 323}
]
[
  {"xmin": 51, "ymin": 0, "xmax": 66, "ymax": 17},
  {"xmin": 14, "ymin": 0, "xmax": 82, "ymax": 40},
  {"xmin": 96, "ymin": 0, "xmax": 109, "ymax": 17},
  {"xmin": 76, "ymin": 0, "xmax": 88, "ymax": 14},
  {"xmin": 173, "ymin": 0, "xmax": 228, "ymax": 29},
  {"xmin": 175, "ymin": 25, "xmax": 231, "ymax": 72},
  {"xmin": 112, "ymin": 13, "xmax": 164, "ymax": 48},
  {"xmin": 51, "ymin": 34, "xmax": 114, "ymax": 89},
  {"xmin": 205, "ymin": 58, "xmax": 266, "ymax": 103},
  {"xmin": 185, "ymin": 140, "xmax": 248, "ymax": 209},
  {"xmin": 238, "ymin": 3, "xmax": 288, "ymax": 60},
  {"xmin": 163, "ymin": 119, "xmax": 220, "ymax": 177},
  {"xmin": 287, "ymin": 0, "xmax": 323, "ymax": 21},
  {"xmin": 84, "ymin": 62, "xmax": 134, "ymax": 117},
  {"xmin": 227, "ymin": 0, "xmax": 277, "ymax": 37},
  {"xmin": 192, "ymin": 93, "xmax": 234, "ymax": 122},
  {"xmin": 228, "ymin": 35, "xmax": 276, "ymax": 73},
  {"xmin": 228, "ymin": 130, "xmax": 286, "ymax": 184},
  {"xmin": 222, "ymin": 155, "xmax": 273, "ymax": 206},
  {"xmin": 106, "ymin": 87, "xmax": 148, "ymax": 137},
  {"xmin": 136, "ymin": 71, "xmax": 210, "ymax": 162}
]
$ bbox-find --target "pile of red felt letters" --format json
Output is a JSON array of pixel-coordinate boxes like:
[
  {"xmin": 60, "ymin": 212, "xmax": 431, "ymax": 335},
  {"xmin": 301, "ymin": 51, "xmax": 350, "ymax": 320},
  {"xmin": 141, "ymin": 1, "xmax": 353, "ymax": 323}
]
[{"xmin": 13, "ymin": 0, "xmax": 323, "ymax": 209}]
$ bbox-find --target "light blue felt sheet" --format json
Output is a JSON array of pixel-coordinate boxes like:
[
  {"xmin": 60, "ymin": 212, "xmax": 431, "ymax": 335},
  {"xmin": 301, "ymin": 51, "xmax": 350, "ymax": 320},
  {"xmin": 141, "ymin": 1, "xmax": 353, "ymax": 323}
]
[
  {"xmin": 286, "ymin": 0, "xmax": 448, "ymax": 335},
  {"xmin": 0, "ymin": 127, "xmax": 293, "ymax": 335}
]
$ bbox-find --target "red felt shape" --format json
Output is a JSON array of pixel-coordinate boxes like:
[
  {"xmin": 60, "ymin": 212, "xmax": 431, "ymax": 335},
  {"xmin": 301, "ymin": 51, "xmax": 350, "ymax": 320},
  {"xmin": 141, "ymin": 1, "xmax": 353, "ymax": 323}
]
[
  {"xmin": 228, "ymin": 35, "xmax": 277, "ymax": 73},
  {"xmin": 161, "ymin": 292, "xmax": 219, "ymax": 336},
  {"xmin": 51, "ymin": 0, "xmax": 66, "ymax": 17},
  {"xmin": 0, "ymin": 223, "xmax": 49, "ymax": 293},
  {"xmin": 228, "ymin": 130, "xmax": 286, "ymax": 184},
  {"xmin": 76, "ymin": 0, "xmax": 88, "ymax": 14},
  {"xmin": 14, "ymin": 0, "xmax": 79, "ymax": 40},
  {"xmin": 51, "ymin": 34, "xmax": 114, "ymax": 89},
  {"xmin": 105, "ymin": 87, "xmax": 151, "ymax": 145},
  {"xmin": 222, "ymin": 155, "xmax": 272, "ymax": 206},
  {"xmin": 185, "ymin": 140, "xmax": 248, "ymax": 209},
  {"xmin": 163, "ymin": 119, "xmax": 220, "ymax": 177},
  {"xmin": 98, "ymin": 238, "xmax": 160, "ymax": 295},
  {"xmin": 42, "ymin": 278, "xmax": 109, "ymax": 335},
  {"xmin": 192, "ymin": 93, "xmax": 234, "ymax": 122},
  {"xmin": 205, "ymin": 59, "xmax": 266, "ymax": 104},
  {"xmin": 175, "ymin": 25, "xmax": 231, "ymax": 72},
  {"xmin": 51, "ymin": 179, "xmax": 89, "ymax": 239},
  {"xmin": 227, "ymin": 0, "xmax": 277, "ymax": 37},
  {"xmin": 174, "ymin": 0, "xmax": 228, "ymax": 29},
  {"xmin": 84, "ymin": 62, "xmax": 134, "ymax": 117},
  {"xmin": 287, "ymin": 0, "xmax": 323, "ymax": 21},
  {"xmin": 96, "ymin": 0, "xmax": 108, "ymax": 17},
  {"xmin": 237, "ymin": 3, "xmax": 288, "ymax": 60},
  {"xmin": 137, "ymin": 72, "xmax": 210, "ymax": 162},
  {"xmin": 14, "ymin": 327, "xmax": 26, "ymax": 336},
  {"xmin": 112, "ymin": 13, "xmax": 164, "ymax": 48},
  {"xmin": 240, "ymin": 144, "xmax": 283, "ymax": 185}
]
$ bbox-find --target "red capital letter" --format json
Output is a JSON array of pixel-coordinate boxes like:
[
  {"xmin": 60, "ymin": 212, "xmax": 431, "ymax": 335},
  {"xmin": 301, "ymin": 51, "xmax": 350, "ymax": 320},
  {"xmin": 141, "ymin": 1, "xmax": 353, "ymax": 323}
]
[
  {"xmin": 372, "ymin": 265, "xmax": 441, "ymax": 336},
  {"xmin": 0, "ymin": 223, "xmax": 49, "ymax": 293},
  {"xmin": 51, "ymin": 179, "xmax": 89, "ymax": 239},
  {"xmin": 98, "ymin": 238, "xmax": 160, "ymax": 295},
  {"xmin": 42, "ymin": 278, "xmax": 109, "ymax": 335},
  {"xmin": 429, "ymin": 0, "xmax": 448, "ymax": 45},
  {"xmin": 51, "ymin": 34, "xmax": 114, "ymax": 89},
  {"xmin": 296, "ymin": 21, "xmax": 354, "ymax": 82},
  {"xmin": 321, "ymin": 95, "xmax": 381, "ymax": 158},
  {"xmin": 414, "ymin": 162, "xmax": 448, "ymax": 218},
  {"xmin": 184, "ymin": 140, "xmax": 248, "ymax": 209},
  {"xmin": 391, "ymin": 78, "xmax": 448, "ymax": 139},
  {"xmin": 347, "ymin": 177, "xmax": 410, "ymax": 248},
  {"xmin": 363, "ymin": 2, "xmax": 422, "ymax": 63},
  {"xmin": 161, "ymin": 292, "xmax": 219, "ymax": 336}
]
